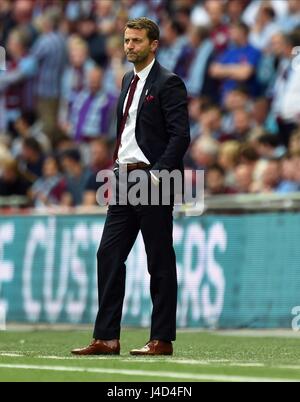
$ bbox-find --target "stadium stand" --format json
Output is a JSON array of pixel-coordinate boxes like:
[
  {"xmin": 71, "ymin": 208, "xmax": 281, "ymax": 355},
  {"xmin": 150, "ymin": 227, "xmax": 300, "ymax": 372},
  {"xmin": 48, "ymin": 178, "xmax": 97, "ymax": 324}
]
[{"xmin": 1, "ymin": 0, "xmax": 300, "ymax": 211}]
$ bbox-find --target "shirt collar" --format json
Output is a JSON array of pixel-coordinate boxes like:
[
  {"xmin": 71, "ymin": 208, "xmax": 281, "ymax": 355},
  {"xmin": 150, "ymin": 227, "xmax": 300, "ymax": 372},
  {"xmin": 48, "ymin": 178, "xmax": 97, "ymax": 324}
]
[{"xmin": 134, "ymin": 58, "xmax": 155, "ymax": 83}]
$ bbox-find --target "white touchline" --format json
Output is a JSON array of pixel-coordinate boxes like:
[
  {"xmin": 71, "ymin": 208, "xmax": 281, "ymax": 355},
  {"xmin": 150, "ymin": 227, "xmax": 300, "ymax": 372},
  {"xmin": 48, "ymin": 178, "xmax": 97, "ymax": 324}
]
[
  {"xmin": 0, "ymin": 353, "xmax": 269, "ymax": 367},
  {"xmin": 1, "ymin": 353, "xmax": 300, "ymax": 374},
  {"xmin": 38, "ymin": 356, "xmax": 263, "ymax": 367},
  {"xmin": 0, "ymin": 353, "xmax": 300, "ymax": 370},
  {"xmin": 0, "ymin": 364, "xmax": 298, "ymax": 382}
]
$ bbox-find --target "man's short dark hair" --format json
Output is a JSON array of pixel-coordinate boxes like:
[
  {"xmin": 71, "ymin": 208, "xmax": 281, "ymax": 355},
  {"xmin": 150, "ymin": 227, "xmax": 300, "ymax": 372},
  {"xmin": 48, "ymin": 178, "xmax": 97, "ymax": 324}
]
[
  {"xmin": 240, "ymin": 145, "xmax": 259, "ymax": 162},
  {"xmin": 258, "ymin": 134, "xmax": 280, "ymax": 148},
  {"xmin": 208, "ymin": 164, "xmax": 225, "ymax": 176},
  {"xmin": 60, "ymin": 148, "xmax": 82, "ymax": 163},
  {"xmin": 125, "ymin": 18, "xmax": 160, "ymax": 42},
  {"xmin": 20, "ymin": 111, "xmax": 37, "ymax": 127},
  {"xmin": 23, "ymin": 137, "xmax": 42, "ymax": 154}
]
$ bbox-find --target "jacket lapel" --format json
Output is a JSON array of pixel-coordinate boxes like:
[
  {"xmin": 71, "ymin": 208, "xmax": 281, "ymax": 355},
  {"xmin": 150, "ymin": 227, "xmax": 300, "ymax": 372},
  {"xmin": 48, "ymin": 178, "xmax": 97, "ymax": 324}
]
[
  {"xmin": 117, "ymin": 61, "xmax": 160, "ymax": 132},
  {"xmin": 137, "ymin": 60, "xmax": 160, "ymax": 117},
  {"xmin": 117, "ymin": 71, "xmax": 134, "ymax": 133}
]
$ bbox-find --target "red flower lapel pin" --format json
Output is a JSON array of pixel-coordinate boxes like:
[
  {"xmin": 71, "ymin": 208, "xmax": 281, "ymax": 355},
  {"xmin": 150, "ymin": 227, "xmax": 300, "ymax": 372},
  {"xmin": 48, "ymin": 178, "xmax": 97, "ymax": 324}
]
[{"xmin": 145, "ymin": 95, "xmax": 155, "ymax": 103}]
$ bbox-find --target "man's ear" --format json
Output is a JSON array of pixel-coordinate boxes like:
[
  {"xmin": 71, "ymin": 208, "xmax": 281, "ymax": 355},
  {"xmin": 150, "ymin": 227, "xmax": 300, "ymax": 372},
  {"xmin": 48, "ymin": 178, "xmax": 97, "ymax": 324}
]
[{"xmin": 151, "ymin": 40, "xmax": 159, "ymax": 53}]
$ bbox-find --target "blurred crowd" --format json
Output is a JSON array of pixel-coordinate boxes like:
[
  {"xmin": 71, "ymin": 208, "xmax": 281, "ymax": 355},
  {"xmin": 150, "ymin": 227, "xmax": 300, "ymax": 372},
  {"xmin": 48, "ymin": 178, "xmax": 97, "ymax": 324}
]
[{"xmin": 1, "ymin": 0, "xmax": 300, "ymax": 209}]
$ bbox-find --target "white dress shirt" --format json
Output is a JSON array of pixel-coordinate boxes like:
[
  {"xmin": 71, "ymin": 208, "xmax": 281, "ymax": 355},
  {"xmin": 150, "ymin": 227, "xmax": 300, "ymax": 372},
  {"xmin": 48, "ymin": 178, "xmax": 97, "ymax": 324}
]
[{"xmin": 118, "ymin": 58, "xmax": 155, "ymax": 164}]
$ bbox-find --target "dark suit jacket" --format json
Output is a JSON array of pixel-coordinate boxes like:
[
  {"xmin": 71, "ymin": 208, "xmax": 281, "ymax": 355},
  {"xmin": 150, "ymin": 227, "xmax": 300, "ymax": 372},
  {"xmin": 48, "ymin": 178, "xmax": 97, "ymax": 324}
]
[{"xmin": 116, "ymin": 60, "xmax": 190, "ymax": 175}]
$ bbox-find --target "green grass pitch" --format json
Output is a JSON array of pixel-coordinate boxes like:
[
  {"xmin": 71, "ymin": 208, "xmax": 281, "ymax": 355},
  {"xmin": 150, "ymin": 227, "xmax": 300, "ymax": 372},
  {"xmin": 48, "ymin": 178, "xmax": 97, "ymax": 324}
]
[{"xmin": 0, "ymin": 329, "xmax": 300, "ymax": 382}]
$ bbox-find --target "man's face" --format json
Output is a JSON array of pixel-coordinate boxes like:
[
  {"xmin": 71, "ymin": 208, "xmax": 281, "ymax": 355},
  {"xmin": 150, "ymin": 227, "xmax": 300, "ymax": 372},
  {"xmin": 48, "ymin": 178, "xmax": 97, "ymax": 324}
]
[
  {"xmin": 263, "ymin": 162, "xmax": 281, "ymax": 187},
  {"xmin": 69, "ymin": 46, "xmax": 87, "ymax": 68},
  {"xmin": 124, "ymin": 28, "xmax": 157, "ymax": 64},
  {"xmin": 235, "ymin": 165, "xmax": 252, "ymax": 192},
  {"xmin": 207, "ymin": 169, "xmax": 224, "ymax": 194},
  {"xmin": 43, "ymin": 158, "xmax": 58, "ymax": 178},
  {"xmin": 91, "ymin": 142, "xmax": 107, "ymax": 166},
  {"xmin": 2, "ymin": 166, "xmax": 17, "ymax": 183},
  {"xmin": 230, "ymin": 26, "xmax": 246, "ymax": 45},
  {"xmin": 206, "ymin": 0, "xmax": 223, "ymax": 26}
]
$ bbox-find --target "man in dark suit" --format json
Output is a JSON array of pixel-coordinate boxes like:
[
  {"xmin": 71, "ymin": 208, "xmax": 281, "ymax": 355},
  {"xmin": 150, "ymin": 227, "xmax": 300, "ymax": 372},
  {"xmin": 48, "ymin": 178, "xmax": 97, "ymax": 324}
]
[{"xmin": 72, "ymin": 17, "xmax": 190, "ymax": 356}]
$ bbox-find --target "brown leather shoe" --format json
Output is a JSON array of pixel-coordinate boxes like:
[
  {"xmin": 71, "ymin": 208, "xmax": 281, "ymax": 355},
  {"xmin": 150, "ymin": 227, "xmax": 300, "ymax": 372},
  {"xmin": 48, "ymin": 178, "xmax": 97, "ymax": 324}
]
[
  {"xmin": 130, "ymin": 340, "xmax": 173, "ymax": 356},
  {"xmin": 71, "ymin": 339, "xmax": 120, "ymax": 356}
]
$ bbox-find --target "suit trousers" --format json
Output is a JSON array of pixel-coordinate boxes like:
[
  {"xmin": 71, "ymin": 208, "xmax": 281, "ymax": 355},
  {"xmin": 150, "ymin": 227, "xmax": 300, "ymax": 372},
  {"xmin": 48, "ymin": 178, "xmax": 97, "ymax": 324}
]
[{"xmin": 93, "ymin": 172, "xmax": 177, "ymax": 342}]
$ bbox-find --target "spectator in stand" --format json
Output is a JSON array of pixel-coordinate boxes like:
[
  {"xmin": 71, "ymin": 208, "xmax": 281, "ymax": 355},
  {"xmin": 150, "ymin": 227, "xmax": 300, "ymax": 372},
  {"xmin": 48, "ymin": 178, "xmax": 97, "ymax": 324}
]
[
  {"xmin": 218, "ymin": 140, "xmax": 241, "ymax": 187},
  {"xmin": 89, "ymin": 138, "xmax": 113, "ymax": 172},
  {"xmin": 249, "ymin": 4, "xmax": 280, "ymax": 51},
  {"xmin": 83, "ymin": 138, "xmax": 113, "ymax": 206},
  {"xmin": 0, "ymin": 0, "xmax": 37, "ymax": 46},
  {"xmin": 173, "ymin": 6, "xmax": 192, "ymax": 34},
  {"xmin": 0, "ymin": 28, "xmax": 37, "ymax": 132},
  {"xmin": 184, "ymin": 25, "xmax": 214, "ymax": 98},
  {"xmin": 29, "ymin": 155, "xmax": 66, "ymax": 208},
  {"xmin": 157, "ymin": 19, "xmax": 187, "ymax": 73},
  {"xmin": 102, "ymin": 34, "xmax": 130, "ymax": 97},
  {"xmin": 59, "ymin": 148, "xmax": 92, "ymax": 207},
  {"xmin": 30, "ymin": 7, "xmax": 67, "ymax": 146},
  {"xmin": 234, "ymin": 163, "xmax": 254, "ymax": 193},
  {"xmin": 227, "ymin": 0, "xmax": 250, "ymax": 24},
  {"xmin": 210, "ymin": 21, "xmax": 261, "ymax": 103},
  {"xmin": 197, "ymin": 104, "xmax": 223, "ymax": 141},
  {"xmin": 77, "ymin": 14, "xmax": 108, "ymax": 68},
  {"xmin": 229, "ymin": 108, "xmax": 254, "ymax": 141},
  {"xmin": 94, "ymin": 0, "xmax": 117, "ymax": 36},
  {"xmin": 260, "ymin": 31, "xmax": 288, "ymax": 93},
  {"xmin": 271, "ymin": 31, "xmax": 300, "ymax": 147},
  {"xmin": 11, "ymin": 111, "xmax": 51, "ymax": 157},
  {"xmin": 206, "ymin": 0, "xmax": 230, "ymax": 54},
  {"xmin": 259, "ymin": 159, "xmax": 283, "ymax": 193},
  {"xmin": 59, "ymin": 36, "xmax": 96, "ymax": 131},
  {"xmin": 239, "ymin": 143, "xmax": 260, "ymax": 166},
  {"xmin": 277, "ymin": 155, "xmax": 299, "ymax": 193},
  {"xmin": 206, "ymin": 164, "xmax": 236, "ymax": 195},
  {"xmin": 66, "ymin": 67, "xmax": 116, "ymax": 143},
  {"xmin": 189, "ymin": 103, "xmax": 223, "ymax": 143},
  {"xmin": 18, "ymin": 137, "xmax": 45, "ymax": 181},
  {"xmin": 222, "ymin": 87, "xmax": 252, "ymax": 135},
  {"xmin": 190, "ymin": 136, "xmax": 219, "ymax": 170},
  {"xmin": 255, "ymin": 134, "xmax": 286, "ymax": 159},
  {"xmin": 0, "ymin": 158, "xmax": 32, "ymax": 199}
]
